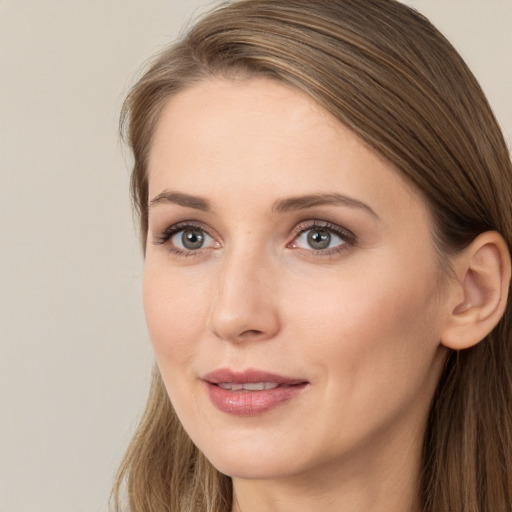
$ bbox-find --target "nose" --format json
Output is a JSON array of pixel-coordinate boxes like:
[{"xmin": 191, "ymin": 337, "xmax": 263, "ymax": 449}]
[{"xmin": 207, "ymin": 250, "xmax": 281, "ymax": 343}]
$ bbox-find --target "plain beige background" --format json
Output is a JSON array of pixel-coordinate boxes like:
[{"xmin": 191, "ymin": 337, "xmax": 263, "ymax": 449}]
[{"xmin": 0, "ymin": 1, "xmax": 510, "ymax": 511}]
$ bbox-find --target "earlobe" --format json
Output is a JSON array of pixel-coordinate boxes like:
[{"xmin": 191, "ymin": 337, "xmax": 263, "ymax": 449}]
[{"xmin": 441, "ymin": 231, "xmax": 511, "ymax": 350}]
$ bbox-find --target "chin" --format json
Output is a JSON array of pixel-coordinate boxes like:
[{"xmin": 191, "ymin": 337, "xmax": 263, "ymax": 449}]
[
  {"xmin": 199, "ymin": 441, "xmax": 304, "ymax": 480},
  {"xmin": 210, "ymin": 456, "xmax": 295, "ymax": 480}
]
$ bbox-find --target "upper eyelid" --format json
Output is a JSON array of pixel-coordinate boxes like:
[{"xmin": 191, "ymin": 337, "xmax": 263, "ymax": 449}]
[{"xmin": 292, "ymin": 220, "xmax": 355, "ymax": 239}]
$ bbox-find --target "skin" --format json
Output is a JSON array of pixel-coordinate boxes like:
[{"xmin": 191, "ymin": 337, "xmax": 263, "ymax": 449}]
[{"xmin": 144, "ymin": 77, "xmax": 453, "ymax": 512}]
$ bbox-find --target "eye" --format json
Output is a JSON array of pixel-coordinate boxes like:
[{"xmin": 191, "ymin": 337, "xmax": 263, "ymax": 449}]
[
  {"xmin": 172, "ymin": 227, "xmax": 212, "ymax": 250},
  {"xmin": 154, "ymin": 223, "xmax": 219, "ymax": 255},
  {"xmin": 288, "ymin": 222, "xmax": 354, "ymax": 253},
  {"xmin": 293, "ymin": 227, "xmax": 343, "ymax": 250}
]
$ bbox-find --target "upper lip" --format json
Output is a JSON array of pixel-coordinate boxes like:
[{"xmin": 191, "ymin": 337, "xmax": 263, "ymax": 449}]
[{"xmin": 203, "ymin": 368, "xmax": 307, "ymax": 385}]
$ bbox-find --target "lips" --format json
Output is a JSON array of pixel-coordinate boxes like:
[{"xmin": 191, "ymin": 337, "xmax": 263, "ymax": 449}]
[{"xmin": 202, "ymin": 369, "xmax": 308, "ymax": 416}]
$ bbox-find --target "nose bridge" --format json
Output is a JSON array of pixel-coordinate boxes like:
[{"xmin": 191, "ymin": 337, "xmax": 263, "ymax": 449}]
[{"xmin": 207, "ymin": 242, "xmax": 280, "ymax": 342}]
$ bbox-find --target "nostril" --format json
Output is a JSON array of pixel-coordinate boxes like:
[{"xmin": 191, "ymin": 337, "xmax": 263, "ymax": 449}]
[{"xmin": 239, "ymin": 329, "xmax": 264, "ymax": 338}]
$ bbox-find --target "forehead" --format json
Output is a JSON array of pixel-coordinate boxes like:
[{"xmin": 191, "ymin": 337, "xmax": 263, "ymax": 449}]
[
  {"xmin": 149, "ymin": 77, "xmax": 342, "ymax": 170},
  {"xmin": 147, "ymin": 77, "xmax": 422, "ymax": 219}
]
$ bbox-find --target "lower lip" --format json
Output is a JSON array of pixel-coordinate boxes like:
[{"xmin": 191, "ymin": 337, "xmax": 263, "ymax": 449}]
[{"xmin": 205, "ymin": 382, "xmax": 307, "ymax": 416}]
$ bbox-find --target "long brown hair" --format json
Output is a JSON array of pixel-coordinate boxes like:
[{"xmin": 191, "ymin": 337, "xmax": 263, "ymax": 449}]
[{"xmin": 112, "ymin": 1, "xmax": 512, "ymax": 510}]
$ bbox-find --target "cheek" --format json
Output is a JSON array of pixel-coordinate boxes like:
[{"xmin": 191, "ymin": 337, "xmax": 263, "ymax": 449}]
[
  {"xmin": 280, "ymin": 268, "xmax": 446, "ymax": 458},
  {"xmin": 285, "ymin": 258, "xmax": 444, "ymax": 406},
  {"xmin": 142, "ymin": 261, "xmax": 209, "ymax": 368}
]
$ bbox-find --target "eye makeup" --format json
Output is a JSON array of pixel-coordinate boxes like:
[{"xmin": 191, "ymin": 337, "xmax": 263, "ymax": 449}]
[{"xmin": 152, "ymin": 217, "xmax": 357, "ymax": 259}]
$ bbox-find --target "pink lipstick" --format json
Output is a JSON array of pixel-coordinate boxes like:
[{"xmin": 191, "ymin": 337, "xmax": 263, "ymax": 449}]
[{"xmin": 202, "ymin": 369, "xmax": 308, "ymax": 416}]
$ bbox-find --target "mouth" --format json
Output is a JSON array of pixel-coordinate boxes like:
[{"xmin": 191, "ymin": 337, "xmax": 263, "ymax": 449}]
[
  {"xmin": 216, "ymin": 382, "xmax": 281, "ymax": 391},
  {"xmin": 202, "ymin": 369, "xmax": 308, "ymax": 416}
]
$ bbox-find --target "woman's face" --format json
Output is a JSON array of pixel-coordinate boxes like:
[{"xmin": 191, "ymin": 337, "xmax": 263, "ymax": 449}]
[{"xmin": 144, "ymin": 78, "xmax": 449, "ymax": 481}]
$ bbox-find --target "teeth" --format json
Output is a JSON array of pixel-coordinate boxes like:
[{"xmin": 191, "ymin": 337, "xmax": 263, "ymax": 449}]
[
  {"xmin": 217, "ymin": 382, "xmax": 280, "ymax": 391},
  {"xmin": 244, "ymin": 382, "xmax": 266, "ymax": 391}
]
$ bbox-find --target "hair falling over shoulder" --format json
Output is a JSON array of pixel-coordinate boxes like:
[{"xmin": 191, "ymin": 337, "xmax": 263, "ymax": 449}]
[
  {"xmin": 112, "ymin": 1, "xmax": 512, "ymax": 510},
  {"xmin": 112, "ymin": 367, "xmax": 232, "ymax": 512}
]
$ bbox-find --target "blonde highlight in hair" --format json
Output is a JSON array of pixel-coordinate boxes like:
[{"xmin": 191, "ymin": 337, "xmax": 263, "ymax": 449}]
[{"xmin": 113, "ymin": 1, "xmax": 512, "ymax": 510}]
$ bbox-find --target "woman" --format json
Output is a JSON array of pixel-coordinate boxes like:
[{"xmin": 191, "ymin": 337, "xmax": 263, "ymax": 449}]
[{"xmin": 112, "ymin": 1, "xmax": 512, "ymax": 511}]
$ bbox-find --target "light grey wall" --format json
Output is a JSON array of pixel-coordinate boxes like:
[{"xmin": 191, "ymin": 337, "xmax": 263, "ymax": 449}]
[
  {"xmin": 0, "ymin": 1, "xmax": 510, "ymax": 511},
  {"xmin": 404, "ymin": 0, "xmax": 512, "ymax": 147},
  {"xmin": 0, "ymin": 2, "xmax": 212, "ymax": 511}
]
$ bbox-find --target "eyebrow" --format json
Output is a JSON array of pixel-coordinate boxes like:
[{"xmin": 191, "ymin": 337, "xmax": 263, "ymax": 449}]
[
  {"xmin": 148, "ymin": 190, "xmax": 378, "ymax": 219},
  {"xmin": 149, "ymin": 190, "xmax": 212, "ymax": 212},
  {"xmin": 272, "ymin": 193, "xmax": 379, "ymax": 218}
]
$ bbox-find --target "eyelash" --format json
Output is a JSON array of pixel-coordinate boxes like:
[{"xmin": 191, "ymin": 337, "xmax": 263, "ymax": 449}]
[
  {"xmin": 153, "ymin": 221, "xmax": 216, "ymax": 257},
  {"xmin": 290, "ymin": 221, "xmax": 356, "ymax": 256},
  {"xmin": 153, "ymin": 220, "xmax": 356, "ymax": 257}
]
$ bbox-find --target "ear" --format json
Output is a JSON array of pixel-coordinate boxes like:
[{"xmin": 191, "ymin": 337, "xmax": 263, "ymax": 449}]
[{"xmin": 441, "ymin": 231, "xmax": 511, "ymax": 350}]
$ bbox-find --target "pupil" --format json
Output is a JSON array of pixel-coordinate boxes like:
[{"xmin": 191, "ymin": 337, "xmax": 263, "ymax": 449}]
[
  {"xmin": 182, "ymin": 229, "xmax": 204, "ymax": 249},
  {"xmin": 307, "ymin": 229, "xmax": 331, "ymax": 249}
]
